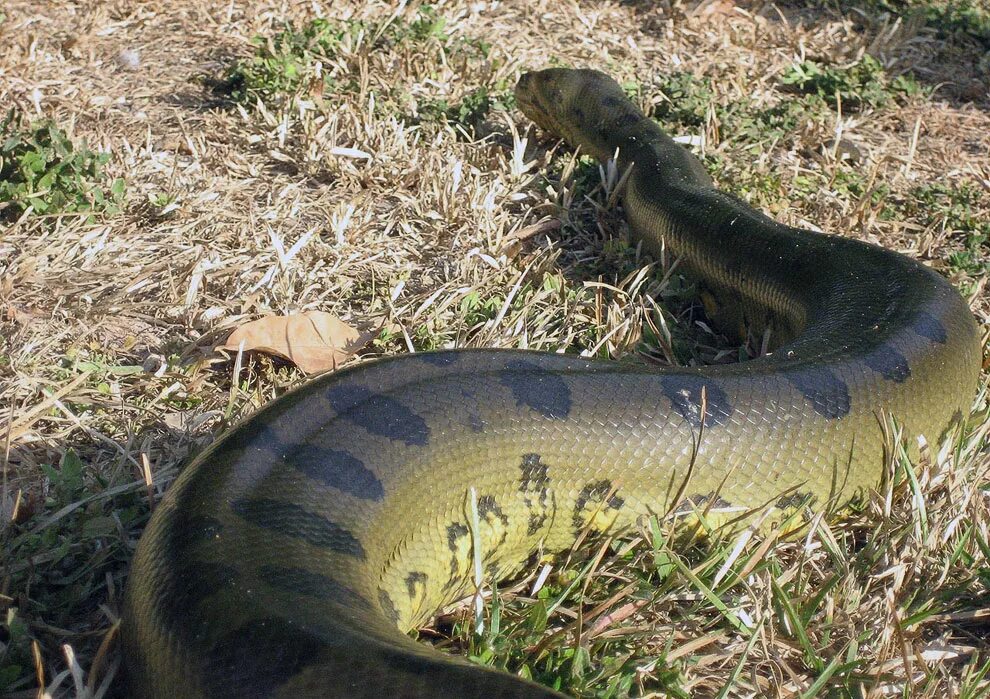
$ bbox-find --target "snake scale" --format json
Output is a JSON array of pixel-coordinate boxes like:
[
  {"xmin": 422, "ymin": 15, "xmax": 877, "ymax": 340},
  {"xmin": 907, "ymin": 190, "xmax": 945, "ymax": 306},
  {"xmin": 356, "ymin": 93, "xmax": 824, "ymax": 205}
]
[{"xmin": 121, "ymin": 69, "xmax": 981, "ymax": 698}]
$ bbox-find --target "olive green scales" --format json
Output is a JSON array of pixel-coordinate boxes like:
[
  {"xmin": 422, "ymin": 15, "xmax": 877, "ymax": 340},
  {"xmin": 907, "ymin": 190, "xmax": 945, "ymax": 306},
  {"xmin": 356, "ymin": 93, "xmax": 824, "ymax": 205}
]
[{"xmin": 121, "ymin": 69, "xmax": 982, "ymax": 698}]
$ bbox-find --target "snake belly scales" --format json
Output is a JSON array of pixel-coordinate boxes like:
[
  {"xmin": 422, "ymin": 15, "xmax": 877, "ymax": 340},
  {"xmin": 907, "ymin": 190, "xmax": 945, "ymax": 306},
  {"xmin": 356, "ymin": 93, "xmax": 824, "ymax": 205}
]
[{"xmin": 121, "ymin": 68, "xmax": 981, "ymax": 698}]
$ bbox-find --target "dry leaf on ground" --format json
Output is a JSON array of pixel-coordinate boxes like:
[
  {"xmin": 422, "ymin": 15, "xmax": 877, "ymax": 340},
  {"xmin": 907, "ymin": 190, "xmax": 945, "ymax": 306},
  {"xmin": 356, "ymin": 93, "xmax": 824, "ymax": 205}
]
[{"xmin": 218, "ymin": 311, "xmax": 376, "ymax": 373}]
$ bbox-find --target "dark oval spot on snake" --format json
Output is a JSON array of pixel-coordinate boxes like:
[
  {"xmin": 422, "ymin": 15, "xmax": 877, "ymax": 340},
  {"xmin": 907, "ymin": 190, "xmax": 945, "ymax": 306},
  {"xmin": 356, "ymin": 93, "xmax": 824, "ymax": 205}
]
[
  {"xmin": 446, "ymin": 522, "xmax": 468, "ymax": 552},
  {"xmin": 287, "ymin": 446, "xmax": 384, "ymax": 501},
  {"xmin": 572, "ymin": 480, "xmax": 624, "ymax": 532},
  {"xmin": 217, "ymin": 419, "xmax": 282, "ymax": 456},
  {"xmin": 661, "ymin": 375, "xmax": 734, "ymax": 428},
  {"xmin": 477, "ymin": 495, "xmax": 509, "ymax": 527},
  {"xmin": 232, "ymin": 498, "xmax": 366, "ymax": 559},
  {"xmin": 784, "ymin": 366, "xmax": 851, "ymax": 419},
  {"xmin": 326, "ymin": 383, "xmax": 430, "ymax": 446},
  {"xmin": 203, "ymin": 617, "xmax": 324, "ymax": 698},
  {"xmin": 257, "ymin": 565, "xmax": 371, "ymax": 609},
  {"xmin": 912, "ymin": 310, "xmax": 948, "ymax": 344},
  {"xmin": 499, "ymin": 359, "xmax": 572, "ymax": 419},
  {"xmin": 863, "ymin": 347, "xmax": 911, "ymax": 383},
  {"xmin": 404, "ymin": 571, "xmax": 428, "ymax": 598},
  {"xmin": 518, "ymin": 453, "xmax": 550, "ymax": 492}
]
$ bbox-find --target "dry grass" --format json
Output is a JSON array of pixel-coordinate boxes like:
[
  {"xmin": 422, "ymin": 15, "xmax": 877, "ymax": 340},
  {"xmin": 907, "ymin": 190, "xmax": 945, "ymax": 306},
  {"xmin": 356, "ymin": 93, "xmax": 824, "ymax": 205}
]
[{"xmin": 1, "ymin": 0, "xmax": 988, "ymax": 697}]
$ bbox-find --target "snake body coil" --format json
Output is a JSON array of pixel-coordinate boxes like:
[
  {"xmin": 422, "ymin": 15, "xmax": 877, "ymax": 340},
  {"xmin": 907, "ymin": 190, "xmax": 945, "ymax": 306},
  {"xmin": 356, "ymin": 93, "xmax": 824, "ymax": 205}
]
[{"xmin": 122, "ymin": 69, "xmax": 981, "ymax": 698}]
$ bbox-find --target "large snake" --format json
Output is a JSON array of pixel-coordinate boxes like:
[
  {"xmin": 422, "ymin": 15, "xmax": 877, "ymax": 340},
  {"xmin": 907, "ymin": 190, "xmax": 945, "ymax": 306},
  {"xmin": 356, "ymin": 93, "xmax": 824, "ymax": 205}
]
[{"xmin": 121, "ymin": 69, "xmax": 981, "ymax": 698}]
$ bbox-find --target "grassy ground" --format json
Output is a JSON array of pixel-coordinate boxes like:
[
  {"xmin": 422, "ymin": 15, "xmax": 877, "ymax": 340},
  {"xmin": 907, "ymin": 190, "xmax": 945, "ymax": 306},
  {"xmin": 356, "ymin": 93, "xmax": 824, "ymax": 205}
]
[{"xmin": 2, "ymin": 0, "xmax": 989, "ymax": 697}]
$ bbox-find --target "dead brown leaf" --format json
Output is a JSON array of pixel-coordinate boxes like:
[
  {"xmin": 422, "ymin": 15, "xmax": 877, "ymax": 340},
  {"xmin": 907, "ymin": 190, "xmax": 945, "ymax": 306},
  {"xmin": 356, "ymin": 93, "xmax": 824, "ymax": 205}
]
[{"xmin": 218, "ymin": 311, "xmax": 376, "ymax": 374}]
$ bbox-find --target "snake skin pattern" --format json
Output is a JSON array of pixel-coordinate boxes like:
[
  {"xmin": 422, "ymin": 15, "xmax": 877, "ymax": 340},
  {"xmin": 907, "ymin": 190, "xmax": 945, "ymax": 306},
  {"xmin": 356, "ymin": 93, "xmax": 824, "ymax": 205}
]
[{"xmin": 121, "ymin": 69, "xmax": 981, "ymax": 698}]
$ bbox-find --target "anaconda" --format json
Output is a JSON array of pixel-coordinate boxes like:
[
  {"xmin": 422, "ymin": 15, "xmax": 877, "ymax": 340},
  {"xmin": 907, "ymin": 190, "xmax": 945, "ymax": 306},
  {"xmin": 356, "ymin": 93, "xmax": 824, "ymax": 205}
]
[{"xmin": 121, "ymin": 68, "xmax": 981, "ymax": 698}]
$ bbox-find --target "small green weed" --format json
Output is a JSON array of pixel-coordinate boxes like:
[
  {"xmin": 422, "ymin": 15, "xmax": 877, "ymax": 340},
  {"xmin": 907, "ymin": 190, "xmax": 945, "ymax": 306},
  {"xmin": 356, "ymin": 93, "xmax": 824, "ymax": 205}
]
[
  {"xmin": 390, "ymin": 3, "xmax": 489, "ymax": 53},
  {"xmin": 780, "ymin": 55, "xmax": 922, "ymax": 110},
  {"xmin": 908, "ymin": 182, "xmax": 990, "ymax": 277},
  {"xmin": 221, "ymin": 7, "xmax": 493, "ymax": 108},
  {"xmin": 218, "ymin": 18, "xmax": 366, "ymax": 103},
  {"xmin": 926, "ymin": 0, "xmax": 990, "ymax": 44},
  {"xmin": 861, "ymin": 0, "xmax": 990, "ymax": 47},
  {"xmin": 653, "ymin": 72, "xmax": 714, "ymax": 128},
  {"xmin": 0, "ymin": 110, "xmax": 126, "ymax": 221},
  {"xmin": 417, "ymin": 86, "xmax": 515, "ymax": 133},
  {"xmin": 651, "ymin": 72, "xmax": 825, "ymax": 149}
]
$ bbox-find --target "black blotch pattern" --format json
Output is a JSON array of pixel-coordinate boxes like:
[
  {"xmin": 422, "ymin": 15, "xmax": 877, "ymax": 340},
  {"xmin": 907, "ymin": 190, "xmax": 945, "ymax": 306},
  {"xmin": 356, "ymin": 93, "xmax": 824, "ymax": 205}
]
[
  {"xmin": 446, "ymin": 522, "xmax": 469, "ymax": 581},
  {"xmin": 204, "ymin": 617, "xmax": 323, "ymax": 698},
  {"xmin": 913, "ymin": 311, "xmax": 948, "ymax": 344},
  {"xmin": 288, "ymin": 446, "xmax": 384, "ymax": 501},
  {"xmin": 527, "ymin": 512, "xmax": 549, "ymax": 536},
  {"xmin": 518, "ymin": 453, "xmax": 550, "ymax": 492},
  {"xmin": 662, "ymin": 375, "xmax": 734, "ymax": 427},
  {"xmin": 446, "ymin": 522, "xmax": 469, "ymax": 551},
  {"xmin": 863, "ymin": 347, "xmax": 911, "ymax": 383},
  {"xmin": 419, "ymin": 352, "xmax": 460, "ymax": 366},
  {"xmin": 378, "ymin": 589, "xmax": 400, "ymax": 626},
  {"xmin": 601, "ymin": 96, "xmax": 624, "ymax": 108},
  {"xmin": 404, "ymin": 572, "xmax": 428, "ymax": 599},
  {"xmin": 232, "ymin": 499, "xmax": 365, "ymax": 558},
  {"xmin": 785, "ymin": 366, "xmax": 851, "ymax": 419},
  {"xmin": 572, "ymin": 106, "xmax": 586, "ymax": 120},
  {"xmin": 326, "ymin": 384, "xmax": 430, "ymax": 446},
  {"xmin": 257, "ymin": 565, "xmax": 370, "ymax": 609},
  {"xmin": 477, "ymin": 495, "xmax": 509, "ymax": 549},
  {"xmin": 519, "ymin": 453, "xmax": 553, "ymax": 536},
  {"xmin": 572, "ymin": 480, "xmax": 625, "ymax": 532},
  {"xmin": 216, "ymin": 419, "xmax": 281, "ymax": 456},
  {"xmin": 477, "ymin": 496, "xmax": 509, "ymax": 527},
  {"xmin": 499, "ymin": 360, "xmax": 572, "ymax": 419}
]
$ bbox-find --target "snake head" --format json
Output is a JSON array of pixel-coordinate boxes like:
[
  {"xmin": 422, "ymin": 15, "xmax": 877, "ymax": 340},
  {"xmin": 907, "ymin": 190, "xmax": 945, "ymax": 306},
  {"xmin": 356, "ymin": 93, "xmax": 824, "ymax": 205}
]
[{"xmin": 515, "ymin": 68, "xmax": 643, "ymax": 162}]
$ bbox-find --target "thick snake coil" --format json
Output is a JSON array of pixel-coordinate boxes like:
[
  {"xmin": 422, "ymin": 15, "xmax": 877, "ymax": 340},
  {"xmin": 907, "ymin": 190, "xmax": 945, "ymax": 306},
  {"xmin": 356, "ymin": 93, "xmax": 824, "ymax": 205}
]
[{"xmin": 122, "ymin": 69, "xmax": 981, "ymax": 698}]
